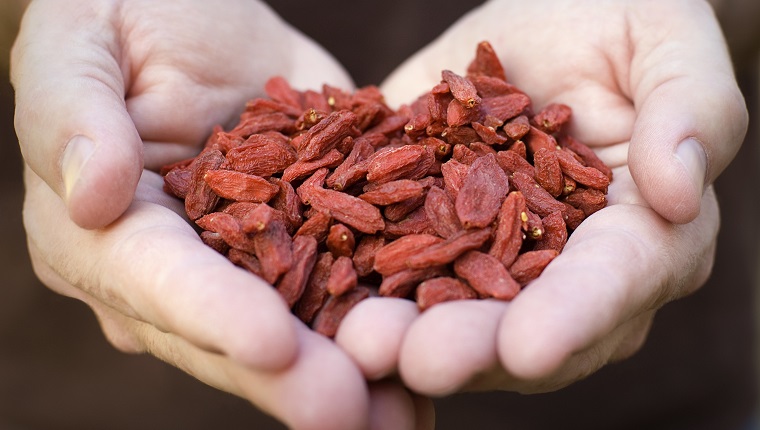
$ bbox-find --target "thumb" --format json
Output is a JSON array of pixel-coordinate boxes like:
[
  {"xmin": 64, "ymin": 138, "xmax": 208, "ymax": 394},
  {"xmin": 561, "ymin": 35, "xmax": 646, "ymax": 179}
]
[
  {"xmin": 12, "ymin": 1, "xmax": 142, "ymax": 229},
  {"xmin": 627, "ymin": 1, "xmax": 747, "ymax": 224}
]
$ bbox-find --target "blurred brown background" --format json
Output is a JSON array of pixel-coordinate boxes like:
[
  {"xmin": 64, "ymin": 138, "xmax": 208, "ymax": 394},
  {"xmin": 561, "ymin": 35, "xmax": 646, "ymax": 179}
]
[{"xmin": 1, "ymin": 1, "xmax": 759, "ymax": 429}]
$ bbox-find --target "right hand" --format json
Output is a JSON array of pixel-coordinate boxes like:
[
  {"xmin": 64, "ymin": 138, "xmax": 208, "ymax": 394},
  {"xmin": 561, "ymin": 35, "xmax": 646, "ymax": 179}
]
[
  {"xmin": 337, "ymin": 0, "xmax": 742, "ymax": 398},
  {"xmin": 13, "ymin": 1, "xmax": 432, "ymax": 428}
]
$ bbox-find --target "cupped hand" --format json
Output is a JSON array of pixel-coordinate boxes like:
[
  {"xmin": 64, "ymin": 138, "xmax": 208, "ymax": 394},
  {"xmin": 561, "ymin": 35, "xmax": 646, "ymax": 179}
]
[
  {"xmin": 24, "ymin": 167, "xmax": 433, "ymax": 429},
  {"xmin": 12, "ymin": 0, "xmax": 353, "ymax": 229},
  {"xmin": 336, "ymin": 0, "xmax": 742, "ymax": 396},
  {"xmin": 14, "ymin": 1, "xmax": 433, "ymax": 428}
]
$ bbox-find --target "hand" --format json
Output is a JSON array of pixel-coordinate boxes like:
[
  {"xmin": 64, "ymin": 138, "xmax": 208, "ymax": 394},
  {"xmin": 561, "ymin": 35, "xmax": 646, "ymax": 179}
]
[
  {"xmin": 12, "ymin": 0, "xmax": 354, "ymax": 229},
  {"xmin": 335, "ymin": 0, "xmax": 743, "ymax": 396},
  {"xmin": 24, "ymin": 167, "xmax": 433, "ymax": 429},
  {"xmin": 14, "ymin": 1, "xmax": 433, "ymax": 428}
]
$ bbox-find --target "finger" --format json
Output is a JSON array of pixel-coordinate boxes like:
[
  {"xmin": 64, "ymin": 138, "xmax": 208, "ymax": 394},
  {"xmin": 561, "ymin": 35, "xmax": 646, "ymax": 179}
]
[
  {"xmin": 12, "ymin": 1, "xmax": 142, "ymax": 228},
  {"xmin": 496, "ymin": 311, "xmax": 654, "ymax": 394},
  {"xmin": 123, "ymin": 2, "xmax": 353, "ymax": 151},
  {"xmin": 498, "ymin": 176, "xmax": 719, "ymax": 380},
  {"xmin": 26, "ymin": 241, "xmax": 146, "ymax": 354},
  {"xmin": 627, "ymin": 0, "xmax": 747, "ymax": 223},
  {"xmin": 118, "ymin": 316, "xmax": 371, "ymax": 430},
  {"xmin": 28, "ymin": 257, "xmax": 428, "ymax": 430},
  {"xmin": 236, "ymin": 324, "xmax": 370, "ymax": 430},
  {"xmin": 335, "ymin": 297, "xmax": 420, "ymax": 380},
  {"xmin": 397, "ymin": 300, "xmax": 508, "ymax": 396},
  {"xmin": 23, "ymin": 167, "xmax": 298, "ymax": 370},
  {"xmin": 26, "ymin": 250, "xmax": 373, "ymax": 430}
]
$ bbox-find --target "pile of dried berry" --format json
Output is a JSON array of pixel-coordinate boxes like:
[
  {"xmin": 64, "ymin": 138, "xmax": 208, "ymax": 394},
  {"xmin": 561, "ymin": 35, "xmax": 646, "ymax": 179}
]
[{"xmin": 161, "ymin": 41, "xmax": 612, "ymax": 337}]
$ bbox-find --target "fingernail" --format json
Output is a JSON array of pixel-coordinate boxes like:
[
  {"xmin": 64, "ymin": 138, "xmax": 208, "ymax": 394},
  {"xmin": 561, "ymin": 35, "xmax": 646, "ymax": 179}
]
[
  {"xmin": 675, "ymin": 137, "xmax": 707, "ymax": 196},
  {"xmin": 61, "ymin": 135, "xmax": 96, "ymax": 201}
]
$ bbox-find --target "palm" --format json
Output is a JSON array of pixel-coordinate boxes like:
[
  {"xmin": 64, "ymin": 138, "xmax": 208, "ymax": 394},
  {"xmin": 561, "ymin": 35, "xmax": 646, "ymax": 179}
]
[
  {"xmin": 16, "ymin": 2, "xmax": 413, "ymax": 427},
  {"xmin": 116, "ymin": 0, "xmax": 353, "ymax": 164},
  {"xmin": 334, "ymin": 0, "xmax": 729, "ymax": 395},
  {"xmin": 14, "ymin": 0, "xmax": 742, "ymax": 419}
]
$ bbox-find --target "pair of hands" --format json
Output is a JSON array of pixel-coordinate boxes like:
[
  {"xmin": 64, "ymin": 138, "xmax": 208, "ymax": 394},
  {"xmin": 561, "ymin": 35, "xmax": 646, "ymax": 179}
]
[{"xmin": 13, "ymin": 0, "xmax": 746, "ymax": 429}]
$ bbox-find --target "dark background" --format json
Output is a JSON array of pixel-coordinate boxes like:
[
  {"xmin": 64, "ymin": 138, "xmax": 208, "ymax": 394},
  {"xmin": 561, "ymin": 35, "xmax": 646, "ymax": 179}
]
[{"xmin": 1, "ymin": 1, "xmax": 759, "ymax": 429}]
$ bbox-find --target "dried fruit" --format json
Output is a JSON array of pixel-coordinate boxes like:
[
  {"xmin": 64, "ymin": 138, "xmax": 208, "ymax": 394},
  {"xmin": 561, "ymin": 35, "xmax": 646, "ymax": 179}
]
[
  {"xmin": 359, "ymin": 179, "xmax": 425, "ymax": 206},
  {"xmin": 294, "ymin": 252, "xmax": 334, "ymax": 324},
  {"xmin": 295, "ymin": 210, "xmax": 332, "ymax": 243},
  {"xmin": 163, "ymin": 165, "xmax": 192, "ymax": 199},
  {"xmin": 489, "ymin": 191, "xmax": 526, "ymax": 268},
  {"xmin": 281, "ymin": 148, "xmax": 344, "ymax": 182},
  {"xmin": 312, "ymin": 286, "xmax": 371, "ymax": 338},
  {"xmin": 405, "ymin": 228, "xmax": 492, "ymax": 270},
  {"xmin": 185, "ymin": 149, "xmax": 225, "ymax": 220},
  {"xmin": 510, "ymin": 171, "xmax": 566, "ymax": 217},
  {"xmin": 296, "ymin": 110, "xmax": 360, "ymax": 161},
  {"xmin": 161, "ymin": 40, "xmax": 612, "ymax": 336},
  {"xmin": 481, "ymin": 93, "xmax": 531, "ymax": 123},
  {"xmin": 534, "ymin": 211, "xmax": 568, "ymax": 253},
  {"xmin": 559, "ymin": 134, "xmax": 613, "ymax": 180},
  {"xmin": 495, "ymin": 149, "xmax": 534, "ymax": 178},
  {"xmin": 200, "ymin": 231, "xmax": 229, "ymax": 255},
  {"xmin": 383, "ymin": 206, "xmax": 435, "ymax": 238},
  {"xmin": 442, "ymin": 69, "xmax": 481, "ymax": 108},
  {"xmin": 555, "ymin": 149, "xmax": 611, "ymax": 191},
  {"xmin": 467, "ymin": 41, "xmax": 507, "ymax": 81},
  {"xmin": 510, "ymin": 250, "xmax": 559, "ymax": 286},
  {"xmin": 564, "ymin": 188, "xmax": 608, "ymax": 217},
  {"xmin": 326, "ymin": 256, "xmax": 358, "ymax": 296},
  {"xmin": 366, "ymin": 144, "xmax": 435, "ymax": 184},
  {"xmin": 352, "ymin": 235, "xmax": 385, "ymax": 277},
  {"xmin": 228, "ymin": 248, "xmax": 263, "ymax": 278},
  {"xmin": 455, "ymin": 154, "xmax": 509, "ymax": 229},
  {"xmin": 416, "ymin": 277, "xmax": 477, "ymax": 311},
  {"xmin": 374, "ymin": 234, "xmax": 444, "ymax": 276},
  {"xmin": 326, "ymin": 223, "xmax": 356, "ymax": 258},
  {"xmin": 379, "ymin": 266, "xmax": 450, "ymax": 298},
  {"xmin": 424, "ymin": 186, "xmax": 463, "ymax": 239},
  {"xmin": 253, "ymin": 221, "xmax": 293, "ymax": 285},
  {"xmin": 224, "ymin": 134, "xmax": 296, "ymax": 177},
  {"xmin": 307, "ymin": 186, "xmax": 385, "ymax": 234},
  {"xmin": 195, "ymin": 212, "xmax": 255, "ymax": 254},
  {"xmin": 204, "ymin": 169, "xmax": 279, "ymax": 203},
  {"xmin": 532, "ymin": 103, "xmax": 572, "ymax": 134},
  {"xmin": 276, "ymin": 235, "xmax": 318, "ymax": 308},
  {"xmin": 533, "ymin": 148, "xmax": 563, "ymax": 197},
  {"xmin": 503, "ymin": 116, "xmax": 531, "ymax": 141},
  {"xmin": 454, "ymin": 251, "xmax": 521, "ymax": 300}
]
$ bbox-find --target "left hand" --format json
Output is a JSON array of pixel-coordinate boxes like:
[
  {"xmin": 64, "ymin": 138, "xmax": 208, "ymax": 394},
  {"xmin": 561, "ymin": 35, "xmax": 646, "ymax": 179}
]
[
  {"xmin": 14, "ymin": 1, "xmax": 433, "ymax": 427},
  {"xmin": 334, "ymin": 0, "xmax": 740, "ymax": 395},
  {"xmin": 23, "ymin": 165, "xmax": 435, "ymax": 429}
]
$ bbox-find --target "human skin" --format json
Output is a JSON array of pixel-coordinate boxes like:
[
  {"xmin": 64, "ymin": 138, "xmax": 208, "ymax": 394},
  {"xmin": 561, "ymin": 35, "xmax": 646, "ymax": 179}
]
[
  {"xmin": 335, "ymin": 0, "xmax": 745, "ymax": 395},
  {"xmin": 13, "ymin": 1, "xmax": 433, "ymax": 429},
  {"xmin": 11, "ymin": 0, "xmax": 748, "ymax": 426}
]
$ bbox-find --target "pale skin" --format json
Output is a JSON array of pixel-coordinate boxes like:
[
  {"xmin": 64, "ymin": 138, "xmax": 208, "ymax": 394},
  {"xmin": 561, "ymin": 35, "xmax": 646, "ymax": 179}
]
[
  {"xmin": 12, "ymin": 0, "xmax": 746, "ymax": 428},
  {"xmin": 338, "ymin": 0, "xmax": 744, "ymax": 395},
  {"xmin": 14, "ymin": 1, "xmax": 430, "ymax": 429}
]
